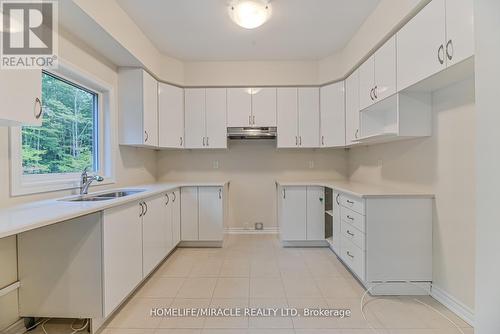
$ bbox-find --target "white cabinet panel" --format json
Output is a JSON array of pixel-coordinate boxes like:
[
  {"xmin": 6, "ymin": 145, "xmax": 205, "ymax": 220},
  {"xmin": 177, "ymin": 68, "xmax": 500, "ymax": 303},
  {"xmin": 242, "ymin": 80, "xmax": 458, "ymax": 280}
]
[
  {"xmin": 159, "ymin": 83, "xmax": 184, "ymax": 148},
  {"xmin": 332, "ymin": 192, "xmax": 342, "ymax": 254},
  {"xmin": 298, "ymin": 88, "xmax": 320, "ymax": 148},
  {"xmin": 227, "ymin": 88, "xmax": 251, "ymax": 127},
  {"xmin": 359, "ymin": 56, "xmax": 375, "ymax": 110},
  {"xmin": 277, "ymin": 88, "xmax": 298, "ymax": 148},
  {"xmin": 205, "ymin": 88, "xmax": 227, "ymax": 149},
  {"xmin": 345, "ymin": 70, "xmax": 360, "ymax": 144},
  {"xmin": 0, "ymin": 69, "xmax": 42, "ymax": 126},
  {"xmin": 306, "ymin": 186, "xmax": 325, "ymax": 240},
  {"xmin": 142, "ymin": 71, "xmax": 158, "ymax": 147},
  {"xmin": 103, "ymin": 202, "xmax": 143, "ymax": 316},
  {"xmin": 172, "ymin": 189, "xmax": 181, "ymax": 246},
  {"xmin": 164, "ymin": 193, "xmax": 174, "ymax": 253},
  {"xmin": 252, "ymin": 87, "xmax": 277, "ymax": 127},
  {"xmin": 445, "ymin": 0, "xmax": 474, "ymax": 66},
  {"xmin": 397, "ymin": 0, "xmax": 446, "ymax": 91},
  {"xmin": 142, "ymin": 195, "xmax": 169, "ymax": 277},
  {"xmin": 279, "ymin": 186, "xmax": 307, "ymax": 241},
  {"xmin": 374, "ymin": 36, "xmax": 397, "ymax": 101},
  {"xmin": 181, "ymin": 187, "xmax": 199, "ymax": 241},
  {"xmin": 320, "ymin": 82, "xmax": 345, "ymax": 147},
  {"xmin": 184, "ymin": 89, "xmax": 206, "ymax": 149},
  {"xmin": 199, "ymin": 187, "xmax": 224, "ymax": 241}
]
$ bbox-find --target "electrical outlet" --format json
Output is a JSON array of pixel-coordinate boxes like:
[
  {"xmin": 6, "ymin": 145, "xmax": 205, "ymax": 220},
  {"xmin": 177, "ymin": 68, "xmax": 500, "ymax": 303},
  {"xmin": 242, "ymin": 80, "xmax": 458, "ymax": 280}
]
[
  {"xmin": 309, "ymin": 160, "xmax": 315, "ymax": 169},
  {"xmin": 213, "ymin": 160, "xmax": 219, "ymax": 169}
]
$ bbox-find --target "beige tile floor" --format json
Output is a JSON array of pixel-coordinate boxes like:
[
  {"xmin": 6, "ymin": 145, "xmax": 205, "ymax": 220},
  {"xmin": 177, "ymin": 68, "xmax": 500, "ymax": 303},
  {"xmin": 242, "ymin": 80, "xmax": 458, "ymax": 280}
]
[{"xmin": 33, "ymin": 235, "xmax": 474, "ymax": 334}]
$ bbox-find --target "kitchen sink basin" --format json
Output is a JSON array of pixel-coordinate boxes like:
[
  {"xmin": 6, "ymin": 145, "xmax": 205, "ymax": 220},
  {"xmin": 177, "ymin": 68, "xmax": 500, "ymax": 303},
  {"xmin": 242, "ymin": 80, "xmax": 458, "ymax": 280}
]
[{"xmin": 61, "ymin": 189, "xmax": 146, "ymax": 202}]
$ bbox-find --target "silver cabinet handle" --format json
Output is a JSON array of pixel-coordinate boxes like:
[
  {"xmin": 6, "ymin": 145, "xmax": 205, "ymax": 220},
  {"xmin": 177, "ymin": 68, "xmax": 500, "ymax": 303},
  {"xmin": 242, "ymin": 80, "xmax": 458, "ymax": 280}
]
[
  {"xmin": 373, "ymin": 86, "xmax": 378, "ymax": 99},
  {"xmin": 144, "ymin": 131, "xmax": 149, "ymax": 142},
  {"xmin": 299, "ymin": 136, "xmax": 302, "ymax": 146},
  {"xmin": 347, "ymin": 230, "xmax": 355, "ymax": 237},
  {"xmin": 180, "ymin": 137, "xmax": 183, "ymax": 147},
  {"xmin": 346, "ymin": 215, "xmax": 354, "ymax": 221},
  {"xmin": 355, "ymin": 129, "xmax": 359, "ymax": 139},
  {"xmin": 321, "ymin": 135, "xmax": 325, "ymax": 146},
  {"xmin": 283, "ymin": 188, "xmax": 286, "ymax": 199},
  {"xmin": 295, "ymin": 136, "xmax": 298, "ymax": 146},
  {"xmin": 336, "ymin": 194, "xmax": 340, "ymax": 205},
  {"xmin": 165, "ymin": 193, "xmax": 170, "ymax": 206},
  {"xmin": 203, "ymin": 137, "xmax": 206, "ymax": 146},
  {"xmin": 252, "ymin": 115, "xmax": 255, "ymax": 125},
  {"xmin": 446, "ymin": 39, "xmax": 453, "ymax": 61},
  {"xmin": 438, "ymin": 44, "xmax": 445, "ymax": 65},
  {"xmin": 34, "ymin": 97, "xmax": 43, "ymax": 119},
  {"xmin": 370, "ymin": 88, "xmax": 374, "ymax": 101},
  {"xmin": 206, "ymin": 137, "xmax": 209, "ymax": 147},
  {"xmin": 143, "ymin": 202, "xmax": 148, "ymax": 216},
  {"xmin": 172, "ymin": 192, "xmax": 176, "ymax": 202},
  {"xmin": 139, "ymin": 202, "xmax": 144, "ymax": 217},
  {"xmin": 346, "ymin": 200, "xmax": 354, "ymax": 204},
  {"xmin": 249, "ymin": 115, "xmax": 252, "ymax": 125},
  {"xmin": 347, "ymin": 251, "xmax": 354, "ymax": 259},
  {"xmin": 218, "ymin": 188, "xmax": 222, "ymax": 199}
]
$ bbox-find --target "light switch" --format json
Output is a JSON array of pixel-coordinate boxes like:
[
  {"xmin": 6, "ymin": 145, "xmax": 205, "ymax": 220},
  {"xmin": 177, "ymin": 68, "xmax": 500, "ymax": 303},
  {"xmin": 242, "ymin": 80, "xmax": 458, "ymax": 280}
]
[
  {"xmin": 308, "ymin": 161, "xmax": 315, "ymax": 169},
  {"xmin": 213, "ymin": 160, "xmax": 219, "ymax": 169}
]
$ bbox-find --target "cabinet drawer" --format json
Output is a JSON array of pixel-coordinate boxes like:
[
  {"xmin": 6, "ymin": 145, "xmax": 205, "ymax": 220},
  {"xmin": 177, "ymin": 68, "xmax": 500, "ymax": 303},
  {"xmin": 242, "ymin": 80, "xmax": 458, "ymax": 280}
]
[
  {"xmin": 341, "ymin": 221, "xmax": 365, "ymax": 250},
  {"xmin": 339, "ymin": 194, "xmax": 364, "ymax": 215},
  {"xmin": 340, "ymin": 236, "xmax": 365, "ymax": 281},
  {"xmin": 341, "ymin": 207, "xmax": 365, "ymax": 233}
]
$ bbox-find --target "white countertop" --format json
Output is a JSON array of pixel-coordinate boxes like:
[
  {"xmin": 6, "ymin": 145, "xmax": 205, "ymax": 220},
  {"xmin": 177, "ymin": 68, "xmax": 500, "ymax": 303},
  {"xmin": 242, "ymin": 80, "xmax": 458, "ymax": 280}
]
[
  {"xmin": 0, "ymin": 181, "xmax": 228, "ymax": 239},
  {"xmin": 276, "ymin": 180, "xmax": 434, "ymax": 199}
]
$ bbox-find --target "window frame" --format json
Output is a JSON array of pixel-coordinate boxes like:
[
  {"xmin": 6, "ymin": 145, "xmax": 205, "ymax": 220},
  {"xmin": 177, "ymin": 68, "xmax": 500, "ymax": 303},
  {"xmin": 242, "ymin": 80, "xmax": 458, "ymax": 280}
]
[{"xmin": 10, "ymin": 59, "xmax": 116, "ymax": 196}]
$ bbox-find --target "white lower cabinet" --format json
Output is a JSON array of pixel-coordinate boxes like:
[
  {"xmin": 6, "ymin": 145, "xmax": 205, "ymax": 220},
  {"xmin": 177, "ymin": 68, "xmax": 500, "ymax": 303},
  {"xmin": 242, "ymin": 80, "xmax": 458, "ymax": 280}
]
[
  {"xmin": 278, "ymin": 186, "xmax": 325, "ymax": 242},
  {"xmin": 332, "ymin": 191, "xmax": 342, "ymax": 254},
  {"xmin": 142, "ymin": 195, "xmax": 169, "ymax": 277},
  {"xmin": 181, "ymin": 186, "xmax": 225, "ymax": 242},
  {"xmin": 171, "ymin": 189, "xmax": 181, "ymax": 247}
]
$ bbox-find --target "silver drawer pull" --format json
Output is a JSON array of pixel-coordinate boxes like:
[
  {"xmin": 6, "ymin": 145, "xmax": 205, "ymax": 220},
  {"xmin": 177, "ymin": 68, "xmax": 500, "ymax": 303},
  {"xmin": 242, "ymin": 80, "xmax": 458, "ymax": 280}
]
[
  {"xmin": 347, "ymin": 215, "xmax": 354, "ymax": 220},
  {"xmin": 347, "ymin": 251, "xmax": 354, "ymax": 259},
  {"xmin": 347, "ymin": 230, "xmax": 354, "ymax": 237},
  {"xmin": 346, "ymin": 200, "xmax": 354, "ymax": 204}
]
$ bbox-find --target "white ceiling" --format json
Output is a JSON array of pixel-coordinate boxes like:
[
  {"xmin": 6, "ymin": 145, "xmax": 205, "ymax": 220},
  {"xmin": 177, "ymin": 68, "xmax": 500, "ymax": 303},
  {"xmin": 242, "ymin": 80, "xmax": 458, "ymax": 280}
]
[{"xmin": 116, "ymin": 0, "xmax": 381, "ymax": 61}]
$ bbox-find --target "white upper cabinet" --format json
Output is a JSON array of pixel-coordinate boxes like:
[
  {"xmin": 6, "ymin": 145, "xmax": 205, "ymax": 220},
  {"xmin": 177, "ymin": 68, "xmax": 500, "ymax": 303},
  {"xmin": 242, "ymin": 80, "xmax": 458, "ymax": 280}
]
[
  {"xmin": 159, "ymin": 83, "xmax": 184, "ymax": 148},
  {"xmin": 227, "ymin": 88, "xmax": 252, "ymax": 127},
  {"xmin": 397, "ymin": 0, "xmax": 447, "ymax": 91},
  {"xmin": 205, "ymin": 88, "xmax": 227, "ymax": 149},
  {"xmin": 119, "ymin": 68, "xmax": 158, "ymax": 147},
  {"xmin": 277, "ymin": 87, "xmax": 299, "ymax": 148},
  {"xmin": 320, "ymin": 81, "xmax": 345, "ymax": 147},
  {"xmin": 298, "ymin": 87, "xmax": 320, "ymax": 148},
  {"xmin": 0, "ymin": 69, "xmax": 42, "ymax": 126},
  {"xmin": 359, "ymin": 36, "xmax": 396, "ymax": 110},
  {"xmin": 227, "ymin": 87, "xmax": 276, "ymax": 127},
  {"xmin": 185, "ymin": 88, "xmax": 227, "ymax": 149},
  {"xmin": 252, "ymin": 88, "xmax": 277, "ymax": 127},
  {"xmin": 445, "ymin": 0, "xmax": 474, "ymax": 66},
  {"xmin": 345, "ymin": 70, "xmax": 360, "ymax": 145}
]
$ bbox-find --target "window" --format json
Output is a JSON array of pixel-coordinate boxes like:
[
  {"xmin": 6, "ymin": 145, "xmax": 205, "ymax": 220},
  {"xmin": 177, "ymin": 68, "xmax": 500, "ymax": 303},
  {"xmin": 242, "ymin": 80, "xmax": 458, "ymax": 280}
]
[
  {"xmin": 22, "ymin": 71, "xmax": 99, "ymax": 175},
  {"xmin": 10, "ymin": 61, "xmax": 115, "ymax": 196}
]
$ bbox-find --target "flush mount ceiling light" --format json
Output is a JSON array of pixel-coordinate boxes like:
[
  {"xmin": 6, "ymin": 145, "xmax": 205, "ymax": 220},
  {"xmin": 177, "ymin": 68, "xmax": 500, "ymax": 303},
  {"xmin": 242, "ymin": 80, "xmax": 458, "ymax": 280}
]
[{"xmin": 228, "ymin": 0, "xmax": 272, "ymax": 29}]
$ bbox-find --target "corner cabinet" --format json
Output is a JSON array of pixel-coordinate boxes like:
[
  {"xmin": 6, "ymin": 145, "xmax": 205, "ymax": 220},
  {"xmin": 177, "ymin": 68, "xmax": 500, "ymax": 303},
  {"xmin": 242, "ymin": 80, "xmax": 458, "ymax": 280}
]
[
  {"xmin": 320, "ymin": 81, "xmax": 345, "ymax": 147},
  {"xmin": 159, "ymin": 83, "xmax": 184, "ymax": 148},
  {"xmin": 119, "ymin": 68, "xmax": 159, "ymax": 147},
  {"xmin": 0, "ymin": 69, "xmax": 42, "ymax": 126},
  {"xmin": 277, "ymin": 87, "xmax": 320, "ymax": 148},
  {"xmin": 185, "ymin": 88, "xmax": 227, "ymax": 149}
]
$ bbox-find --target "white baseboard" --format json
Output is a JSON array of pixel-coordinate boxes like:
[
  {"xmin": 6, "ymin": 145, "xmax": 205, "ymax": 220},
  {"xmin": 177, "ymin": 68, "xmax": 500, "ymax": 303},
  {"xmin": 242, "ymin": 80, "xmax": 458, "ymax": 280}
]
[
  {"xmin": 224, "ymin": 227, "xmax": 279, "ymax": 234},
  {"xmin": 431, "ymin": 284, "xmax": 474, "ymax": 327}
]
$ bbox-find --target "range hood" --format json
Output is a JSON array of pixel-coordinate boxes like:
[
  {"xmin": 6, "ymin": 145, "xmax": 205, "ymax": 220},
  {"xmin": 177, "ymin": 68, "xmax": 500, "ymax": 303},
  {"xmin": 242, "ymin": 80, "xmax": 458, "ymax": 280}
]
[{"xmin": 227, "ymin": 127, "xmax": 277, "ymax": 140}]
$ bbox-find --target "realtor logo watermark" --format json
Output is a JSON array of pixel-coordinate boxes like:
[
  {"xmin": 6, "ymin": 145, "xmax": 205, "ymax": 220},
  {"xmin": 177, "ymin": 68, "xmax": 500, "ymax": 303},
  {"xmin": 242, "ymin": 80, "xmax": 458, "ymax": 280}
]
[{"xmin": 1, "ymin": 0, "xmax": 58, "ymax": 69}]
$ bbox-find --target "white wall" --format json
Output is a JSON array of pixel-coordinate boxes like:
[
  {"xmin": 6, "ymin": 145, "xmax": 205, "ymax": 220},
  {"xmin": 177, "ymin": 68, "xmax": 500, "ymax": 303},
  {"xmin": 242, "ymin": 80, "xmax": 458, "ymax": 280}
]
[
  {"xmin": 157, "ymin": 141, "xmax": 348, "ymax": 230},
  {"xmin": 348, "ymin": 78, "xmax": 476, "ymax": 311},
  {"xmin": 474, "ymin": 0, "xmax": 500, "ymax": 333},
  {"xmin": 0, "ymin": 30, "xmax": 157, "ymax": 330}
]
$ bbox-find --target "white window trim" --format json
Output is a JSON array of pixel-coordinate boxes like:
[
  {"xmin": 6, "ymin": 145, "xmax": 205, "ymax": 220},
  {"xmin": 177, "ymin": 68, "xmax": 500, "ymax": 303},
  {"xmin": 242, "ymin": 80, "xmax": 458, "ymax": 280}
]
[{"xmin": 10, "ymin": 58, "xmax": 116, "ymax": 196}]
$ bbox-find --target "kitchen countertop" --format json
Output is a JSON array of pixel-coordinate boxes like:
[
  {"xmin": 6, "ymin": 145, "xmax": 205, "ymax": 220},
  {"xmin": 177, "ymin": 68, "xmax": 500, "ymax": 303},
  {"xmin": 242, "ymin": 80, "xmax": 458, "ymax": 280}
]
[
  {"xmin": 0, "ymin": 181, "xmax": 229, "ymax": 239},
  {"xmin": 275, "ymin": 180, "xmax": 434, "ymax": 198}
]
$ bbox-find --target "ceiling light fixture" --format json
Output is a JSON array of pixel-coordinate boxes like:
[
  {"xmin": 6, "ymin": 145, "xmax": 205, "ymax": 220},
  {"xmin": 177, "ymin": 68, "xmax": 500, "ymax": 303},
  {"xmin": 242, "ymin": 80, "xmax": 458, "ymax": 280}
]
[{"xmin": 228, "ymin": 0, "xmax": 272, "ymax": 29}]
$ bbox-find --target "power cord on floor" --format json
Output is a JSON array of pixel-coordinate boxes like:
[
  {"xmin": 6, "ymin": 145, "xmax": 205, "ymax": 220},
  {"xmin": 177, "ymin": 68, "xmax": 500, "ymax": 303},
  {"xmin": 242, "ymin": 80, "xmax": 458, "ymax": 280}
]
[
  {"xmin": 360, "ymin": 281, "xmax": 466, "ymax": 334},
  {"xmin": 24, "ymin": 318, "xmax": 88, "ymax": 334}
]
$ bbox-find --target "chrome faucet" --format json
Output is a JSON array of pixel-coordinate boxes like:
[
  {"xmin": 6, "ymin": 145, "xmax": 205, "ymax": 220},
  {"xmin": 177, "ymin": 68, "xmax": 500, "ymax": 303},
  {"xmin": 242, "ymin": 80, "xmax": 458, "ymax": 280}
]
[{"xmin": 80, "ymin": 168, "xmax": 104, "ymax": 195}]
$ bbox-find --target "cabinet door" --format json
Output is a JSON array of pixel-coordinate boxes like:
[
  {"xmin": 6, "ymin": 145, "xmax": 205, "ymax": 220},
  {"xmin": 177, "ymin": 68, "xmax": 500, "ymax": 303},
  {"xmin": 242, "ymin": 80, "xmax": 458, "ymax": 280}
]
[
  {"xmin": 332, "ymin": 192, "xmax": 342, "ymax": 254},
  {"xmin": 199, "ymin": 187, "xmax": 224, "ymax": 241},
  {"xmin": 320, "ymin": 82, "xmax": 345, "ymax": 147},
  {"xmin": 181, "ymin": 187, "xmax": 199, "ymax": 241},
  {"xmin": 374, "ymin": 36, "xmax": 397, "ymax": 101},
  {"xmin": 279, "ymin": 186, "xmax": 307, "ymax": 241},
  {"xmin": 445, "ymin": 0, "xmax": 474, "ymax": 66},
  {"xmin": 306, "ymin": 186, "xmax": 325, "ymax": 241},
  {"xmin": 159, "ymin": 83, "xmax": 184, "ymax": 148},
  {"xmin": 142, "ymin": 71, "xmax": 158, "ymax": 147},
  {"xmin": 397, "ymin": 0, "xmax": 446, "ymax": 91},
  {"xmin": 164, "ymin": 193, "xmax": 174, "ymax": 254},
  {"xmin": 172, "ymin": 189, "xmax": 181, "ymax": 246},
  {"xmin": 252, "ymin": 88, "xmax": 277, "ymax": 127},
  {"xmin": 205, "ymin": 88, "xmax": 227, "ymax": 149},
  {"xmin": 142, "ymin": 195, "xmax": 168, "ymax": 277},
  {"xmin": 345, "ymin": 70, "xmax": 360, "ymax": 144},
  {"xmin": 0, "ymin": 69, "xmax": 42, "ymax": 126},
  {"xmin": 358, "ymin": 56, "xmax": 375, "ymax": 110},
  {"xmin": 227, "ymin": 88, "xmax": 252, "ymax": 127},
  {"xmin": 277, "ymin": 88, "xmax": 298, "ymax": 148},
  {"xmin": 298, "ymin": 87, "xmax": 320, "ymax": 148},
  {"xmin": 184, "ymin": 88, "xmax": 206, "ymax": 149},
  {"xmin": 103, "ymin": 202, "xmax": 143, "ymax": 316}
]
